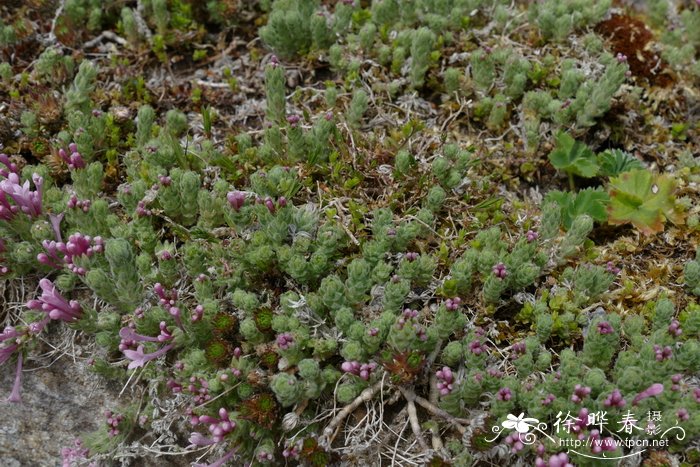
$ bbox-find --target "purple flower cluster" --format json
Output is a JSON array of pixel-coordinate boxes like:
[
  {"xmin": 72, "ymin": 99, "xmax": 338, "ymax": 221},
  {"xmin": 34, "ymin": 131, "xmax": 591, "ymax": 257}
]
[
  {"xmin": 588, "ymin": 429, "xmax": 617, "ymax": 454},
  {"xmin": 397, "ymin": 308, "xmax": 429, "ymax": 341},
  {"xmin": 154, "ymin": 283, "xmax": 184, "ymax": 329},
  {"xmin": 541, "ymin": 393, "xmax": 556, "ymax": 405},
  {"xmin": 398, "ymin": 308, "xmax": 418, "ymax": 328},
  {"xmin": 488, "ymin": 367, "xmax": 503, "ymax": 378},
  {"xmin": 570, "ymin": 407, "xmax": 591, "ymax": 434},
  {"xmin": 38, "ymin": 233, "xmax": 104, "ymax": 275},
  {"xmin": 496, "ymin": 387, "xmax": 512, "ymax": 401},
  {"xmin": 226, "ymin": 191, "xmax": 246, "ymax": 212},
  {"xmin": 188, "ymin": 407, "xmax": 236, "ymax": 447},
  {"xmin": 535, "ymin": 452, "xmax": 574, "ymax": 467},
  {"xmin": 342, "ymin": 360, "xmax": 377, "ymax": 380},
  {"xmin": 136, "ymin": 199, "xmax": 152, "ymax": 217},
  {"xmin": 492, "ymin": 262, "xmax": 507, "ymax": 279},
  {"xmin": 444, "ymin": 297, "xmax": 462, "ymax": 310},
  {"xmin": 191, "ymin": 304, "xmax": 204, "ymax": 322},
  {"xmin": 158, "ymin": 175, "xmax": 171, "ymax": 186},
  {"xmin": 67, "ymin": 194, "xmax": 91, "ymax": 212},
  {"xmin": 185, "ymin": 377, "xmax": 212, "ymax": 405},
  {"xmin": 286, "ymin": 114, "xmax": 301, "ymax": 127},
  {"xmin": 0, "ymin": 153, "xmax": 18, "ymax": 177},
  {"xmin": 26, "ymin": 278, "xmax": 82, "ymax": 322},
  {"xmin": 58, "ymin": 143, "xmax": 85, "ymax": 170},
  {"xmin": 405, "ymin": 251, "xmax": 419, "ymax": 261},
  {"xmin": 677, "ymin": 408, "xmax": 689, "ymax": 421},
  {"xmin": 510, "ymin": 341, "xmax": 527, "ymax": 358},
  {"xmin": 571, "ymin": 384, "xmax": 591, "ymax": 403},
  {"xmin": 0, "ymin": 172, "xmax": 43, "ymax": 219},
  {"xmin": 0, "ymin": 326, "xmax": 21, "ymax": 366},
  {"xmin": 603, "ymin": 389, "xmax": 626, "ymax": 408},
  {"xmin": 61, "ymin": 439, "xmax": 92, "ymax": 467},
  {"xmin": 276, "ymin": 332, "xmax": 294, "ymax": 350},
  {"xmin": 283, "ymin": 440, "xmax": 302, "ymax": 459},
  {"xmin": 436, "ymin": 366, "xmax": 454, "ymax": 395},
  {"xmin": 654, "ymin": 345, "xmax": 673, "ymax": 361},
  {"xmin": 606, "ymin": 261, "xmax": 621, "ymax": 275},
  {"xmin": 632, "ymin": 383, "xmax": 664, "ymax": 406},
  {"xmin": 263, "ymin": 196, "xmax": 277, "ymax": 213},
  {"xmin": 468, "ymin": 339, "xmax": 486, "ymax": 355},
  {"xmin": 597, "ymin": 321, "xmax": 614, "ymax": 334},
  {"xmin": 671, "ymin": 374, "xmax": 683, "ymax": 391},
  {"xmin": 526, "ymin": 230, "xmax": 539, "ymax": 242},
  {"xmin": 104, "ymin": 410, "xmax": 125, "ymax": 437},
  {"xmin": 668, "ymin": 319, "xmax": 682, "ymax": 337},
  {"xmin": 504, "ymin": 432, "xmax": 525, "ymax": 453}
]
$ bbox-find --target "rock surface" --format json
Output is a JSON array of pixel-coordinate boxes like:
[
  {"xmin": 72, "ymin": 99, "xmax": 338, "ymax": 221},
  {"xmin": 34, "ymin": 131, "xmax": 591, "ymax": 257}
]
[{"xmin": 0, "ymin": 350, "xmax": 121, "ymax": 466}]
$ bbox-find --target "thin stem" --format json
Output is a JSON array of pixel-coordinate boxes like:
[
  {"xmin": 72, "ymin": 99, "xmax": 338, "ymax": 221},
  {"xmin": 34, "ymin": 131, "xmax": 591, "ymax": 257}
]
[{"xmin": 321, "ymin": 378, "xmax": 385, "ymax": 446}]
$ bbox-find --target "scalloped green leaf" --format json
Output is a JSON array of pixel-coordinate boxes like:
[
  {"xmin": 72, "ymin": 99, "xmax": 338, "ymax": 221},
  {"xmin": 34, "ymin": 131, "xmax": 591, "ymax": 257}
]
[
  {"xmin": 548, "ymin": 131, "xmax": 599, "ymax": 178},
  {"xmin": 607, "ymin": 169, "xmax": 684, "ymax": 235},
  {"xmin": 597, "ymin": 149, "xmax": 644, "ymax": 177},
  {"xmin": 545, "ymin": 188, "xmax": 609, "ymax": 230}
]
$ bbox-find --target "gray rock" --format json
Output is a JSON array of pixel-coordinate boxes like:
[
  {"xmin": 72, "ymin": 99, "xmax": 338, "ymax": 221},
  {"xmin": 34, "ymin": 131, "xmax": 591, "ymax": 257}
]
[{"xmin": 0, "ymin": 353, "xmax": 121, "ymax": 466}]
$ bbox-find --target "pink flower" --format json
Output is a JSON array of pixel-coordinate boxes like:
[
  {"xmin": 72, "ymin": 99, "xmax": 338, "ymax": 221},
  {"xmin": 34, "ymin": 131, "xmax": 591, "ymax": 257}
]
[
  {"xmin": 492, "ymin": 262, "xmax": 507, "ymax": 279},
  {"xmin": 436, "ymin": 366, "xmax": 454, "ymax": 395},
  {"xmin": 632, "ymin": 383, "xmax": 664, "ymax": 406},
  {"xmin": 668, "ymin": 319, "xmax": 682, "ymax": 337},
  {"xmin": 26, "ymin": 278, "xmax": 82, "ymax": 322},
  {"xmin": 286, "ymin": 114, "xmax": 300, "ymax": 126},
  {"xmin": 597, "ymin": 321, "xmax": 614, "ymax": 334},
  {"xmin": 276, "ymin": 333, "xmax": 294, "ymax": 350},
  {"xmin": 497, "ymin": 387, "xmax": 512, "ymax": 401},
  {"xmin": 445, "ymin": 297, "xmax": 461, "ymax": 310},
  {"xmin": 0, "ymin": 172, "xmax": 43, "ymax": 218},
  {"xmin": 526, "ymin": 230, "xmax": 539, "ymax": 242},
  {"xmin": 571, "ymin": 384, "xmax": 591, "ymax": 403},
  {"xmin": 58, "ymin": 143, "xmax": 85, "ymax": 170},
  {"xmin": 122, "ymin": 343, "xmax": 174, "ymax": 370},
  {"xmin": 7, "ymin": 353, "xmax": 22, "ymax": 403},
  {"xmin": 535, "ymin": 452, "xmax": 573, "ymax": 467},
  {"xmin": 0, "ymin": 153, "xmax": 18, "ymax": 177},
  {"xmin": 654, "ymin": 345, "xmax": 673, "ymax": 361},
  {"xmin": 603, "ymin": 389, "xmax": 626, "ymax": 408},
  {"xmin": 193, "ymin": 448, "xmax": 237, "ymax": 467},
  {"xmin": 226, "ymin": 191, "xmax": 246, "ymax": 212},
  {"xmin": 188, "ymin": 432, "xmax": 217, "ymax": 448}
]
